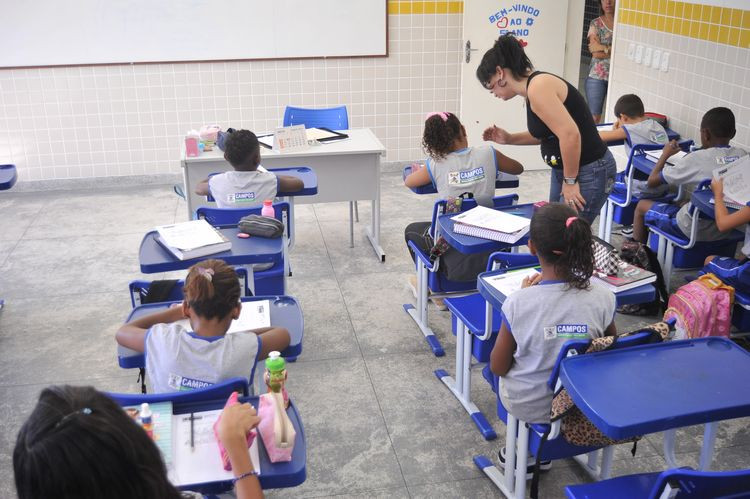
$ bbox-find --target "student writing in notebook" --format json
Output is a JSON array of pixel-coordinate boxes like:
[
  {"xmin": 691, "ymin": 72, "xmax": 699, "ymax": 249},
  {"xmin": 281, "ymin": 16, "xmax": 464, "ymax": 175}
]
[
  {"xmin": 14, "ymin": 385, "xmax": 264, "ymax": 499},
  {"xmin": 195, "ymin": 129, "xmax": 304, "ymax": 208},
  {"xmin": 490, "ymin": 203, "xmax": 616, "ymax": 429},
  {"xmin": 404, "ymin": 111, "xmax": 523, "ymax": 308},
  {"xmin": 116, "ymin": 259, "xmax": 290, "ymax": 393}
]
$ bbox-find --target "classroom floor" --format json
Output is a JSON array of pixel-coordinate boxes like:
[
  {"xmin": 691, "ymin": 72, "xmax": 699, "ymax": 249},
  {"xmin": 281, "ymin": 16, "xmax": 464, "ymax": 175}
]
[{"xmin": 1, "ymin": 170, "xmax": 749, "ymax": 498}]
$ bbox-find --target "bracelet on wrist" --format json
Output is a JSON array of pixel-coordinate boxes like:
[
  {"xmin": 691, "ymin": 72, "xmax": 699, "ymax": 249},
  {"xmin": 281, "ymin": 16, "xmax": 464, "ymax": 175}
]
[{"xmin": 232, "ymin": 469, "xmax": 259, "ymax": 485}]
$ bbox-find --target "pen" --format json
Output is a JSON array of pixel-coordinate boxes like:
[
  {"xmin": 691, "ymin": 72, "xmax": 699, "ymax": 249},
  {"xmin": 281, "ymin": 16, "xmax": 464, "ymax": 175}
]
[{"xmin": 189, "ymin": 413, "xmax": 195, "ymax": 451}]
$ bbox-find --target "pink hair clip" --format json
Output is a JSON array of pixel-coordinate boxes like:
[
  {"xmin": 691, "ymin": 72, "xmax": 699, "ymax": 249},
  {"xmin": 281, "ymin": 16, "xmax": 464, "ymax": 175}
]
[
  {"xmin": 565, "ymin": 216, "xmax": 578, "ymax": 228},
  {"xmin": 197, "ymin": 267, "xmax": 215, "ymax": 281},
  {"xmin": 425, "ymin": 112, "xmax": 450, "ymax": 122}
]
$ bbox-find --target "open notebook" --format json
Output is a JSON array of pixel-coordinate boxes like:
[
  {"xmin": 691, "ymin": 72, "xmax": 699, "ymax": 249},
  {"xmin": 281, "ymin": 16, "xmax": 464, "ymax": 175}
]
[
  {"xmin": 452, "ymin": 206, "xmax": 530, "ymax": 243},
  {"xmin": 172, "ymin": 300, "xmax": 271, "ymax": 334}
]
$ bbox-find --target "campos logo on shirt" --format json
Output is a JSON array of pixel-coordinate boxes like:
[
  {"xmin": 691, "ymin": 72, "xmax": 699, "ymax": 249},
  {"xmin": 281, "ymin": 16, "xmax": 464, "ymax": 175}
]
[
  {"xmin": 168, "ymin": 373, "xmax": 213, "ymax": 391},
  {"xmin": 543, "ymin": 324, "xmax": 589, "ymax": 340},
  {"xmin": 650, "ymin": 131, "xmax": 667, "ymax": 143},
  {"xmin": 448, "ymin": 167, "xmax": 485, "ymax": 185},
  {"xmin": 716, "ymin": 156, "xmax": 740, "ymax": 165},
  {"xmin": 227, "ymin": 191, "xmax": 256, "ymax": 203}
]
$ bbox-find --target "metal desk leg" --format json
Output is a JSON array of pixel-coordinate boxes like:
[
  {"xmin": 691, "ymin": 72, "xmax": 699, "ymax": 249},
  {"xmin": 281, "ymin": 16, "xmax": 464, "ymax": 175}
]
[
  {"xmin": 354, "ymin": 200, "xmax": 359, "ymax": 222},
  {"xmin": 435, "ymin": 319, "xmax": 497, "ymax": 440},
  {"xmin": 598, "ymin": 201, "xmax": 609, "ymax": 240},
  {"xmin": 349, "ymin": 202, "xmax": 355, "ymax": 248},
  {"xmin": 663, "ymin": 428, "xmax": 679, "ymax": 468},
  {"xmin": 403, "ymin": 259, "xmax": 444, "ymax": 356},
  {"xmin": 603, "ymin": 200, "xmax": 614, "ymax": 243},
  {"xmin": 365, "ymin": 196, "xmax": 386, "ymax": 262},
  {"xmin": 242, "ymin": 265, "xmax": 256, "ymax": 297},
  {"xmin": 699, "ymin": 422, "xmax": 718, "ymax": 470}
]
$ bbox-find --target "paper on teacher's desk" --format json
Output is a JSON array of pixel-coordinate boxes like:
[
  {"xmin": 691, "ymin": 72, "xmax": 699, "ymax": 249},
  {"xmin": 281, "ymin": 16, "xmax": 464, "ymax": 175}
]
[
  {"xmin": 168, "ymin": 409, "xmax": 260, "ymax": 486},
  {"xmin": 713, "ymin": 155, "xmax": 750, "ymax": 206},
  {"xmin": 485, "ymin": 268, "xmax": 541, "ymax": 299},
  {"xmin": 452, "ymin": 205, "xmax": 529, "ymax": 234},
  {"xmin": 173, "ymin": 300, "xmax": 270, "ymax": 334}
]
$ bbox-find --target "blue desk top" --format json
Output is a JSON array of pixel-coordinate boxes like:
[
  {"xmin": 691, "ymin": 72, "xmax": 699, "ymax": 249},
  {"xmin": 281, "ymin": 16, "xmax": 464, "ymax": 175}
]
[
  {"xmin": 477, "ymin": 268, "xmax": 656, "ymax": 311},
  {"xmin": 139, "ymin": 227, "xmax": 283, "ymax": 274},
  {"xmin": 402, "ymin": 165, "xmax": 519, "ymax": 195},
  {"xmin": 118, "ymin": 296, "xmax": 304, "ymax": 369},
  {"xmin": 631, "ymin": 154, "xmax": 658, "ymax": 176},
  {"xmin": 436, "ymin": 203, "xmax": 534, "ymax": 254},
  {"xmin": 691, "ymin": 189, "xmax": 746, "ymax": 220},
  {"xmin": 0, "ymin": 164, "xmax": 17, "ymax": 191},
  {"xmin": 560, "ymin": 338, "xmax": 750, "ymax": 440}
]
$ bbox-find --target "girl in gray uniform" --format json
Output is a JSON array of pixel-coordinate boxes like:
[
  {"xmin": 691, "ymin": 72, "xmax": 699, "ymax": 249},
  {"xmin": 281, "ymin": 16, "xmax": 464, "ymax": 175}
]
[{"xmin": 404, "ymin": 112, "xmax": 523, "ymax": 299}]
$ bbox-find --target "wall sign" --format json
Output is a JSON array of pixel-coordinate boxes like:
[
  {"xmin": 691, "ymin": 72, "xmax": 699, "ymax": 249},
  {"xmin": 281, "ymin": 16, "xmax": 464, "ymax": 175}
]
[{"xmin": 488, "ymin": 3, "xmax": 542, "ymax": 45}]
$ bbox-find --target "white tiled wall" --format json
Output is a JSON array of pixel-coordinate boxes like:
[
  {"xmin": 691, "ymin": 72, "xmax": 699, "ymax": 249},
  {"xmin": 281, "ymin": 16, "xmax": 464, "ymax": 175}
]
[
  {"xmin": 608, "ymin": 24, "xmax": 750, "ymax": 151},
  {"xmin": 0, "ymin": 13, "xmax": 462, "ymax": 182}
]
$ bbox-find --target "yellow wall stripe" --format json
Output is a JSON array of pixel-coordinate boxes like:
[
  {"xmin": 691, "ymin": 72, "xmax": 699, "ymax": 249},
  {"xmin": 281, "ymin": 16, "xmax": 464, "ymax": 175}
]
[
  {"xmin": 619, "ymin": 0, "xmax": 749, "ymax": 48},
  {"xmin": 388, "ymin": 1, "xmax": 463, "ymax": 15}
]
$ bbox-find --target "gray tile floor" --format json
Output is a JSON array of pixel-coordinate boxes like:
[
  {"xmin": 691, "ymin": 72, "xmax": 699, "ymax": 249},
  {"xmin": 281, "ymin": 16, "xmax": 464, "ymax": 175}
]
[{"xmin": 1, "ymin": 170, "xmax": 749, "ymax": 498}]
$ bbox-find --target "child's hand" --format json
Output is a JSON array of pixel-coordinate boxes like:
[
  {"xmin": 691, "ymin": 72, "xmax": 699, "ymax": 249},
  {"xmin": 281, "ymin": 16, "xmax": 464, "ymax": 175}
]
[
  {"xmin": 521, "ymin": 272, "xmax": 542, "ymax": 288},
  {"xmin": 483, "ymin": 125, "xmax": 511, "ymax": 144},
  {"xmin": 218, "ymin": 403, "xmax": 261, "ymax": 445},
  {"xmin": 661, "ymin": 140, "xmax": 680, "ymax": 158},
  {"xmin": 711, "ymin": 177, "xmax": 724, "ymax": 199},
  {"xmin": 612, "ymin": 119, "xmax": 621, "ymax": 130}
]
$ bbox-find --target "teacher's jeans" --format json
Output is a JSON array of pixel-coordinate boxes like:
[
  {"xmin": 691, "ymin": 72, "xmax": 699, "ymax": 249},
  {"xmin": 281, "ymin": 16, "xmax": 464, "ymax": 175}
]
[{"xmin": 549, "ymin": 149, "xmax": 616, "ymax": 225}]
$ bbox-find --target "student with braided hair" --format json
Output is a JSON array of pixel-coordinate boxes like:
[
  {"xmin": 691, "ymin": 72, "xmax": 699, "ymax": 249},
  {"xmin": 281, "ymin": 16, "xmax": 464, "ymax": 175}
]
[{"xmin": 116, "ymin": 259, "xmax": 290, "ymax": 393}]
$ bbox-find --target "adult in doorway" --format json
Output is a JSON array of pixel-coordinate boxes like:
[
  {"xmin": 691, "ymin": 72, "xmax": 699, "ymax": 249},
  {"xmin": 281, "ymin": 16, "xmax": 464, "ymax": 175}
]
[
  {"xmin": 586, "ymin": 0, "xmax": 615, "ymax": 123},
  {"xmin": 477, "ymin": 34, "xmax": 616, "ymax": 225}
]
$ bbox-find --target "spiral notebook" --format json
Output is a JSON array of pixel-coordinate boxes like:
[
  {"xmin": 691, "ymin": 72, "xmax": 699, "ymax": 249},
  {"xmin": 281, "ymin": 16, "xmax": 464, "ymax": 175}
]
[{"xmin": 452, "ymin": 206, "xmax": 530, "ymax": 244}]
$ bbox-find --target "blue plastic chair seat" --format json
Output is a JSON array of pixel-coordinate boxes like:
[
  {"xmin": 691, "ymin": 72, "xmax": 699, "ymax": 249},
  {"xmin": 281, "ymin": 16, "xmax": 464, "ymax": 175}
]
[
  {"xmin": 648, "ymin": 229, "xmax": 744, "ymax": 268},
  {"xmin": 446, "ymin": 293, "xmax": 501, "ymax": 363},
  {"xmin": 565, "ymin": 471, "xmax": 662, "ymax": 498},
  {"xmin": 0, "ymin": 164, "xmax": 17, "ymax": 190}
]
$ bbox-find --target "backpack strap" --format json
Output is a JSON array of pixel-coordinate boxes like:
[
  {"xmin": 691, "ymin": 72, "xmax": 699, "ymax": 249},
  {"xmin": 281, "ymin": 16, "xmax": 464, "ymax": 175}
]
[{"xmin": 642, "ymin": 244, "xmax": 670, "ymax": 313}]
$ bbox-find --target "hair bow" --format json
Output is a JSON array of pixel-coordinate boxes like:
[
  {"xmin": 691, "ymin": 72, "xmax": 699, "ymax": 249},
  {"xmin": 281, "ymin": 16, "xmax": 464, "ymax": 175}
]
[
  {"xmin": 197, "ymin": 267, "xmax": 215, "ymax": 281},
  {"xmin": 425, "ymin": 112, "xmax": 450, "ymax": 122}
]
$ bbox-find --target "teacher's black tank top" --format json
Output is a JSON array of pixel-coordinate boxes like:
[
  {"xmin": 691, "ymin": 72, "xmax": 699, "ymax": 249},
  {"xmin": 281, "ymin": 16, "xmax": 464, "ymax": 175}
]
[{"xmin": 525, "ymin": 71, "xmax": 607, "ymax": 170}]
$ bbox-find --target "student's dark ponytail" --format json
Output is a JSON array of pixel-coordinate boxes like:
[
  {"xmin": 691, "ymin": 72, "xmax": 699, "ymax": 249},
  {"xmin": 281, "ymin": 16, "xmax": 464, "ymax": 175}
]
[
  {"xmin": 476, "ymin": 34, "xmax": 534, "ymax": 88},
  {"xmin": 529, "ymin": 203, "xmax": 594, "ymax": 290}
]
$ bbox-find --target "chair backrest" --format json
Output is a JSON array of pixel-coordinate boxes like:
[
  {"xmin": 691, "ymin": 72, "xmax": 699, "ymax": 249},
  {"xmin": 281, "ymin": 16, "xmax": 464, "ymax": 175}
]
[
  {"xmin": 196, "ymin": 201, "xmax": 291, "ymax": 235},
  {"xmin": 649, "ymin": 467, "xmax": 750, "ymax": 499},
  {"xmin": 283, "ymin": 106, "xmax": 349, "ymax": 129},
  {"xmin": 106, "ymin": 377, "xmax": 249, "ymax": 406}
]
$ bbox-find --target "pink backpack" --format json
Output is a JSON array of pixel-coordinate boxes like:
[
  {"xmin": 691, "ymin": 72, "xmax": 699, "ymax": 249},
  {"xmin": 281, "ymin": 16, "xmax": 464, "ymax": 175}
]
[{"xmin": 663, "ymin": 273, "xmax": 734, "ymax": 339}]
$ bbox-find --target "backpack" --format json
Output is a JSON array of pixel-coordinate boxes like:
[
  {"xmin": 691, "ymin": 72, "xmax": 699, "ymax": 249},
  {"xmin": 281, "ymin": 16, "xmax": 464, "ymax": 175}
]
[
  {"xmin": 616, "ymin": 240, "xmax": 669, "ymax": 316},
  {"xmin": 663, "ymin": 273, "xmax": 734, "ymax": 339}
]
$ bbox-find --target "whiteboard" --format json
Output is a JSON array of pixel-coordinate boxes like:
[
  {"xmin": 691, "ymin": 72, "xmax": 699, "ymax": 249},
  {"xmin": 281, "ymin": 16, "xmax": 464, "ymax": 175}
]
[{"xmin": 2, "ymin": 0, "xmax": 387, "ymax": 68}]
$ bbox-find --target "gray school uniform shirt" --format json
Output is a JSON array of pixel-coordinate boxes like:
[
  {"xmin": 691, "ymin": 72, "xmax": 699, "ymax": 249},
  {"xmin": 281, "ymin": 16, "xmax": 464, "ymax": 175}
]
[
  {"xmin": 662, "ymin": 146, "xmax": 748, "ymax": 241},
  {"xmin": 500, "ymin": 281, "xmax": 616, "ymax": 424},
  {"xmin": 622, "ymin": 119, "xmax": 669, "ymax": 156},
  {"xmin": 209, "ymin": 169, "xmax": 279, "ymax": 209},
  {"xmin": 426, "ymin": 146, "xmax": 498, "ymax": 207},
  {"xmin": 145, "ymin": 323, "xmax": 260, "ymax": 393}
]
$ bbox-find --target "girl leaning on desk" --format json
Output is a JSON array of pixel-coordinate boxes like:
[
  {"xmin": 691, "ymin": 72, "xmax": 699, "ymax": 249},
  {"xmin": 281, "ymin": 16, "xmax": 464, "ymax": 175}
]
[{"xmin": 13, "ymin": 385, "xmax": 264, "ymax": 499}]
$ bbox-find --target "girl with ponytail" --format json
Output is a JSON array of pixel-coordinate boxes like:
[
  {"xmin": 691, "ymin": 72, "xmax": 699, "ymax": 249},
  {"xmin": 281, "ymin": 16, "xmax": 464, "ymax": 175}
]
[
  {"xmin": 490, "ymin": 203, "xmax": 616, "ymax": 426},
  {"xmin": 116, "ymin": 259, "xmax": 290, "ymax": 393},
  {"xmin": 476, "ymin": 34, "xmax": 617, "ymax": 225}
]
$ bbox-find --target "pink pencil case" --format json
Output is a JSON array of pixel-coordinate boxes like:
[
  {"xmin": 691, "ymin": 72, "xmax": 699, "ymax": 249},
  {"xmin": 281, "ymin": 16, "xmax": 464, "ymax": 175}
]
[
  {"xmin": 257, "ymin": 392, "xmax": 296, "ymax": 463},
  {"xmin": 213, "ymin": 391, "xmax": 256, "ymax": 471}
]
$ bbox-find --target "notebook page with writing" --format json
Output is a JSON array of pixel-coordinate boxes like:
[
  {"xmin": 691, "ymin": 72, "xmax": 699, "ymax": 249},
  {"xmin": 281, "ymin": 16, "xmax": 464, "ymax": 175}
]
[
  {"xmin": 484, "ymin": 268, "xmax": 541, "ymax": 299},
  {"xmin": 156, "ymin": 220, "xmax": 225, "ymax": 251},
  {"xmin": 713, "ymin": 155, "xmax": 750, "ymax": 206},
  {"xmin": 644, "ymin": 149, "xmax": 687, "ymax": 165},
  {"xmin": 172, "ymin": 300, "xmax": 271, "ymax": 334}
]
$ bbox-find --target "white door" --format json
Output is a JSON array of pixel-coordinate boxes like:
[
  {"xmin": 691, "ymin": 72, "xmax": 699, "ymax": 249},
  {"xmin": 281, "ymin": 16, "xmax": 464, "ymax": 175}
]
[{"xmin": 461, "ymin": 1, "xmax": 573, "ymax": 171}]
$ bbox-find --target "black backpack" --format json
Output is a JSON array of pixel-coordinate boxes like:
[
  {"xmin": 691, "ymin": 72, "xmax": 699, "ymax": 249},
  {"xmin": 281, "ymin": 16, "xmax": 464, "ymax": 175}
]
[{"xmin": 616, "ymin": 240, "xmax": 669, "ymax": 316}]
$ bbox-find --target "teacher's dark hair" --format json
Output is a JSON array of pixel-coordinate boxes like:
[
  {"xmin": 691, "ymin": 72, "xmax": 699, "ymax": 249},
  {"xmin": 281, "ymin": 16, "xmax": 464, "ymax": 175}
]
[
  {"xmin": 14, "ymin": 385, "xmax": 183, "ymax": 499},
  {"xmin": 530, "ymin": 203, "xmax": 594, "ymax": 290},
  {"xmin": 476, "ymin": 34, "xmax": 534, "ymax": 88}
]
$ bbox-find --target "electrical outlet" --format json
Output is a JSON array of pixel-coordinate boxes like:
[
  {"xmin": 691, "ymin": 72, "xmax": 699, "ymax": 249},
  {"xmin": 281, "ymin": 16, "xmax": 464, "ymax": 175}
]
[
  {"xmin": 643, "ymin": 47, "xmax": 653, "ymax": 67},
  {"xmin": 660, "ymin": 52, "xmax": 670, "ymax": 72},
  {"xmin": 635, "ymin": 44, "xmax": 644, "ymax": 64},
  {"xmin": 627, "ymin": 43, "xmax": 636, "ymax": 60},
  {"xmin": 652, "ymin": 50, "xmax": 661, "ymax": 69}
]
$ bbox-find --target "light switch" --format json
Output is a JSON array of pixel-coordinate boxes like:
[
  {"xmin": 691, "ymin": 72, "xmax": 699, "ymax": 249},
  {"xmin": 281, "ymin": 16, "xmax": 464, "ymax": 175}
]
[
  {"xmin": 627, "ymin": 43, "xmax": 636, "ymax": 60},
  {"xmin": 635, "ymin": 44, "xmax": 644, "ymax": 64},
  {"xmin": 660, "ymin": 52, "xmax": 670, "ymax": 72},
  {"xmin": 652, "ymin": 49, "xmax": 661, "ymax": 69},
  {"xmin": 643, "ymin": 47, "xmax": 653, "ymax": 67}
]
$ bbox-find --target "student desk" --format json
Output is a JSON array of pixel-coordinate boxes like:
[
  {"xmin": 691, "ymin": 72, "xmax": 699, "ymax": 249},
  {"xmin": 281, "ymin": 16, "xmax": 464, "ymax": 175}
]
[
  {"xmin": 436, "ymin": 203, "xmax": 534, "ymax": 253},
  {"xmin": 117, "ymin": 296, "xmax": 304, "ymax": 389},
  {"xmin": 118, "ymin": 395, "xmax": 306, "ymax": 493},
  {"xmin": 691, "ymin": 189, "xmax": 746, "ymax": 219},
  {"xmin": 181, "ymin": 129, "xmax": 387, "ymax": 261},
  {"xmin": 402, "ymin": 164, "xmax": 520, "ymax": 194},
  {"xmin": 139, "ymin": 226, "xmax": 283, "ymax": 295},
  {"xmin": 560, "ymin": 337, "xmax": 750, "ymax": 471}
]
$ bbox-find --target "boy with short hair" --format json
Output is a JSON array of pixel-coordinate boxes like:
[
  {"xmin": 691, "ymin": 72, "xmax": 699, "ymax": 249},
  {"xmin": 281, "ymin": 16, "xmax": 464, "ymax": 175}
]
[
  {"xmin": 195, "ymin": 129, "xmax": 303, "ymax": 208},
  {"xmin": 632, "ymin": 107, "xmax": 748, "ymax": 243},
  {"xmin": 599, "ymin": 94, "xmax": 669, "ymax": 154}
]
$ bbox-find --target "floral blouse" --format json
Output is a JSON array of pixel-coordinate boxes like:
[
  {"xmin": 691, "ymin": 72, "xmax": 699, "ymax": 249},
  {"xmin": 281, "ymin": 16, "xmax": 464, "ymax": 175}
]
[{"xmin": 588, "ymin": 17, "xmax": 613, "ymax": 81}]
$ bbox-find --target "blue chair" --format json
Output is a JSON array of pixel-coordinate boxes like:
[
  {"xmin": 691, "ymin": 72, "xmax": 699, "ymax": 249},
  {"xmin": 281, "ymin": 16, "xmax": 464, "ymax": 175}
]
[
  {"xmin": 475, "ymin": 327, "xmax": 668, "ymax": 499},
  {"xmin": 128, "ymin": 268, "xmax": 253, "ymax": 308},
  {"xmin": 438, "ymin": 251, "xmax": 539, "ymax": 440},
  {"xmin": 282, "ymin": 105, "xmax": 359, "ymax": 248},
  {"xmin": 403, "ymin": 194, "xmax": 519, "ymax": 356},
  {"xmin": 196, "ymin": 201, "xmax": 291, "ymax": 295},
  {"xmin": 106, "ymin": 376, "xmax": 249, "ymax": 406},
  {"xmin": 0, "ymin": 164, "xmax": 17, "ymax": 310},
  {"xmin": 565, "ymin": 467, "xmax": 750, "ymax": 499},
  {"xmin": 646, "ymin": 180, "xmax": 743, "ymax": 290},
  {"xmin": 598, "ymin": 140, "xmax": 693, "ymax": 243}
]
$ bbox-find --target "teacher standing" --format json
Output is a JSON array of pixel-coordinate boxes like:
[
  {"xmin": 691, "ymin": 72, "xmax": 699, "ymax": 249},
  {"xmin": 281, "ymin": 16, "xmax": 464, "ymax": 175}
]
[{"xmin": 477, "ymin": 34, "xmax": 616, "ymax": 224}]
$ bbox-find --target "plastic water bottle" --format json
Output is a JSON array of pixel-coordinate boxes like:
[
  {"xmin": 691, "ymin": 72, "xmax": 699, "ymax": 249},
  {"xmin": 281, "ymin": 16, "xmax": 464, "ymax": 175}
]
[
  {"xmin": 264, "ymin": 351, "xmax": 289, "ymax": 407},
  {"xmin": 139, "ymin": 403, "xmax": 154, "ymax": 439},
  {"xmin": 261, "ymin": 199, "xmax": 275, "ymax": 218}
]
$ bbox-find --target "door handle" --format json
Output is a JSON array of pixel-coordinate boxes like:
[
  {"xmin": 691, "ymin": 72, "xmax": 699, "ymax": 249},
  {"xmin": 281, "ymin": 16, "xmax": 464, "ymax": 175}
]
[{"xmin": 465, "ymin": 40, "xmax": 478, "ymax": 63}]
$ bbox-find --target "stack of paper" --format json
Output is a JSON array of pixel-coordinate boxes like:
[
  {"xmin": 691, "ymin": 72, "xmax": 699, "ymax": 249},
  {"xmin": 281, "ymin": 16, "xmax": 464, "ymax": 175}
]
[
  {"xmin": 452, "ymin": 206, "xmax": 530, "ymax": 243},
  {"xmin": 713, "ymin": 155, "xmax": 750, "ymax": 210},
  {"xmin": 155, "ymin": 219, "xmax": 231, "ymax": 260}
]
